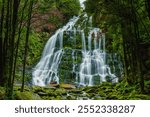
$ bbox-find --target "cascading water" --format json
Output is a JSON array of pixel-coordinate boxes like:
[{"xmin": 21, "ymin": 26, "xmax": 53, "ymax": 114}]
[
  {"xmin": 32, "ymin": 16, "xmax": 79, "ymax": 86},
  {"xmin": 32, "ymin": 0, "xmax": 121, "ymax": 86}
]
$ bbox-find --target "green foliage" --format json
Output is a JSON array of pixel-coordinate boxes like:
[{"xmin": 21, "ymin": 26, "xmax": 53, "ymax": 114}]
[
  {"xmin": 14, "ymin": 29, "xmax": 46, "ymax": 83},
  {"xmin": 37, "ymin": 0, "xmax": 81, "ymax": 20},
  {"xmin": 85, "ymin": 0, "xmax": 124, "ymax": 55},
  {"xmin": 17, "ymin": 29, "xmax": 44, "ymax": 67},
  {"xmin": 38, "ymin": 0, "xmax": 56, "ymax": 13},
  {"xmin": 48, "ymin": 15, "xmax": 63, "ymax": 28},
  {"xmin": 56, "ymin": 0, "xmax": 81, "ymax": 19}
]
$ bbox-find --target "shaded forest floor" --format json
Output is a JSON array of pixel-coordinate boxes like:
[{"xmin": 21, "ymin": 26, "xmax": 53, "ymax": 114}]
[{"xmin": 0, "ymin": 81, "xmax": 150, "ymax": 100}]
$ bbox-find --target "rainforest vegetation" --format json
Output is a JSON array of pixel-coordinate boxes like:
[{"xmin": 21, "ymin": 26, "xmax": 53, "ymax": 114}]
[{"xmin": 0, "ymin": 0, "xmax": 150, "ymax": 100}]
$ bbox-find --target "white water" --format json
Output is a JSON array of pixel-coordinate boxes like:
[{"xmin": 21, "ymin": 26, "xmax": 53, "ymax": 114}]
[
  {"xmin": 80, "ymin": 0, "xmax": 86, "ymax": 9},
  {"xmin": 32, "ymin": 0, "xmax": 119, "ymax": 86},
  {"xmin": 32, "ymin": 16, "xmax": 79, "ymax": 86},
  {"xmin": 79, "ymin": 27, "xmax": 118, "ymax": 86}
]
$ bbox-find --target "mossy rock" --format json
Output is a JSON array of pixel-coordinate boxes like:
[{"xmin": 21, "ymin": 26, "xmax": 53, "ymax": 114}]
[
  {"xmin": 13, "ymin": 85, "xmax": 31, "ymax": 92},
  {"xmin": 86, "ymin": 93, "xmax": 96, "ymax": 98},
  {"xmin": 93, "ymin": 96, "xmax": 104, "ymax": 100},
  {"xmin": 145, "ymin": 80, "xmax": 150, "ymax": 93},
  {"xmin": 69, "ymin": 89, "xmax": 82, "ymax": 94},
  {"xmin": 127, "ymin": 97, "xmax": 141, "ymax": 100},
  {"xmin": 122, "ymin": 87, "xmax": 136, "ymax": 94},
  {"xmin": 98, "ymin": 91, "xmax": 107, "ymax": 97},
  {"xmin": 37, "ymin": 92, "xmax": 49, "ymax": 96},
  {"xmin": 0, "ymin": 87, "xmax": 5, "ymax": 100},
  {"xmin": 33, "ymin": 86, "xmax": 46, "ymax": 93},
  {"xmin": 129, "ymin": 94, "xmax": 150, "ymax": 100},
  {"xmin": 54, "ymin": 88, "xmax": 67, "ymax": 96},
  {"xmin": 23, "ymin": 86, "xmax": 31, "ymax": 92},
  {"xmin": 100, "ymin": 86, "xmax": 113, "ymax": 91},
  {"xmin": 32, "ymin": 94, "xmax": 42, "ymax": 100},
  {"xmin": 42, "ymin": 96, "xmax": 56, "ymax": 100},
  {"xmin": 33, "ymin": 86, "xmax": 57, "ymax": 98},
  {"xmin": 44, "ymin": 88, "xmax": 55, "ymax": 94},
  {"xmin": 117, "ymin": 96, "xmax": 128, "ymax": 100},
  {"xmin": 14, "ymin": 91, "xmax": 41, "ymax": 100},
  {"xmin": 61, "ymin": 96, "xmax": 67, "ymax": 100},
  {"xmin": 13, "ymin": 85, "xmax": 22, "ymax": 91},
  {"xmin": 103, "ymin": 88, "xmax": 114, "ymax": 93},
  {"xmin": 67, "ymin": 95, "xmax": 76, "ymax": 100},
  {"xmin": 83, "ymin": 86, "xmax": 98, "ymax": 93},
  {"xmin": 55, "ymin": 96, "xmax": 62, "ymax": 100},
  {"xmin": 105, "ymin": 93, "xmax": 119, "ymax": 100}
]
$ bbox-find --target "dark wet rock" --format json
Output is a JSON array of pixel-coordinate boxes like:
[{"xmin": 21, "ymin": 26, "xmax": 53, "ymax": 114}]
[
  {"xmin": 37, "ymin": 92, "xmax": 49, "ymax": 96},
  {"xmin": 50, "ymin": 81, "xmax": 57, "ymax": 84}
]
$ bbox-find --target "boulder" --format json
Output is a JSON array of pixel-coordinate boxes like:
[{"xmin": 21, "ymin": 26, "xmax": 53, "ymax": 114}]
[{"xmin": 60, "ymin": 84, "xmax": 76, "ymax": 89}]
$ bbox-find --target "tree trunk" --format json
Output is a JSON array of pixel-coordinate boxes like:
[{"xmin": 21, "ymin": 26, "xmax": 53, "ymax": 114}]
[
  {"xmin": 12, "ymin": 0, "xmax": 28, "ymax": 90},
  {"xmin": 21, "ymin": 0, "xmax": 33, "ymax": 92},
  {"xmin": 146, "ymin": 0, "xmax": 150, "ymax": 19},
  {"xmin": 0, "ymin": 0, "xmax": 5, "ymax": 86}
]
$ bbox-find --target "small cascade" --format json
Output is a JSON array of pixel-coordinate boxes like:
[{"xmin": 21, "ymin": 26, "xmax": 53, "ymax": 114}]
[{"xmin": 32, "ymin": 0, "xmax": 121, "ymax": 87}]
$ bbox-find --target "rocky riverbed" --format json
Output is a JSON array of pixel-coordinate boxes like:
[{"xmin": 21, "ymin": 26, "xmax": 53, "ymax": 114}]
[{"xmin": 0, "ymin": 82, "xmax": 150, "ymax": 100}]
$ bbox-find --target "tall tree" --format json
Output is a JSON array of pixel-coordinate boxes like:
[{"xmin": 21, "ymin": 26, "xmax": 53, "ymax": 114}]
[
  {"xmin": 21, "ymin": 0, "xmax": 34, "ymax": 92},
  {"xmin": 146, "ymin": 0, "xmax": 150, "ymax": 19},
  {"xmin": 0, "ymin": 0, "xmax": 5, "ymax": 86}
]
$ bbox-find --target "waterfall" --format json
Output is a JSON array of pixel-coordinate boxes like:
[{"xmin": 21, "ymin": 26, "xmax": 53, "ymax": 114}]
[
  {"xmin": 32, "ymin": 16, "xmax": 79, "ymax": 86},
  {"xmin": 32, "ymin": 1, "xmax": 120, "ymax": 87}
]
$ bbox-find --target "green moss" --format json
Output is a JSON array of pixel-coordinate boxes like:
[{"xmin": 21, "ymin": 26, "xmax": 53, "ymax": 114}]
[
  {"xmin": 14, "ymin": 91, "xmax": 41, "ymax": 100},
  {"xmin": 33, "ymin": 86, "xmax": 45, "ymax": 93},
  {"xmin": 8, "ymin": 80, "xmax": 150, "ymax": 100},
  {"xmin": 54, "ymin": 88, "xmax": 67, "ymax": 96},
  {"xmin": 55, "ymin": 96, "xmax": 62, "ymax": 100},
  {"xmin": 129, "ymin": 94, "xmax": 150, "ymax": 100},
  {"xmin": 67, "ymin": 95, "xmax": 76, "ymax": 100}
]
